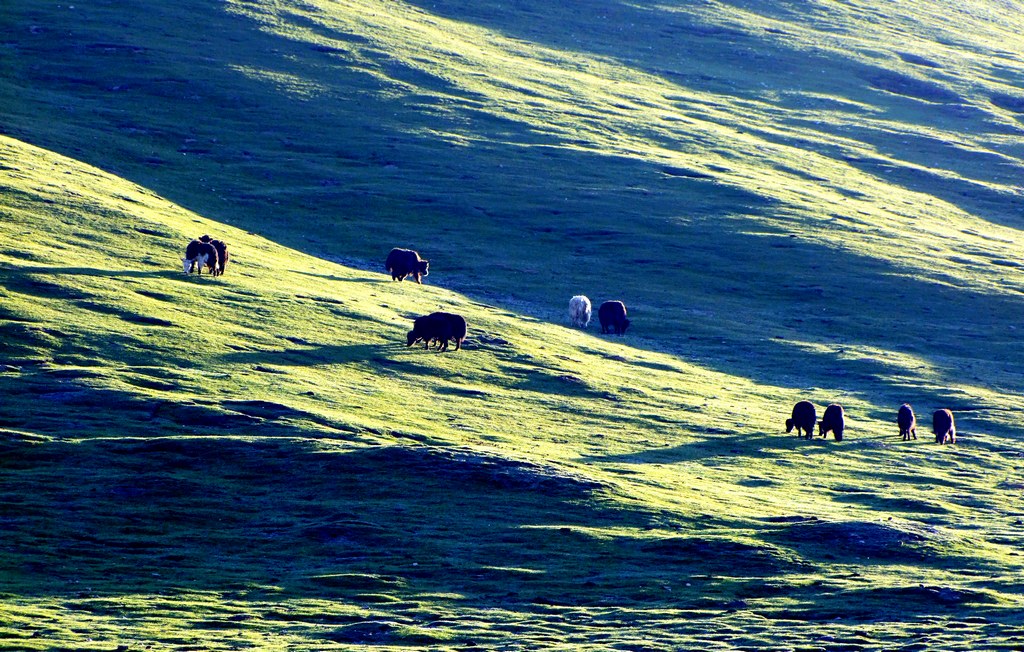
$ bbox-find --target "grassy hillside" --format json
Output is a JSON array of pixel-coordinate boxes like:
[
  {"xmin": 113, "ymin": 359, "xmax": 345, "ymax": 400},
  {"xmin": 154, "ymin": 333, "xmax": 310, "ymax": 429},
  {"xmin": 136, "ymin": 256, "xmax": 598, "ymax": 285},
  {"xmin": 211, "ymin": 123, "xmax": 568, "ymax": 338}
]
[{"xmin": 3, "ymin": 0, "xmax": 1024, "ymax": 649}]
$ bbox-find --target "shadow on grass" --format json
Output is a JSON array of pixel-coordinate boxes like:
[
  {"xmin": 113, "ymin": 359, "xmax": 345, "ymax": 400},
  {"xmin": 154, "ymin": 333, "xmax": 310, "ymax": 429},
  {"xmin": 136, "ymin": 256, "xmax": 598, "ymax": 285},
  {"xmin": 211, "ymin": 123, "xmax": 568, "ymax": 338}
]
[
  {"xmin": 0, "ymin": 268, "xmax": 158, "ymax": 305},
  {"xmin": 0, "ymin": 369, "xmax": 824, "ymax": 604},
  {"xmin": 292, "ymin": 270, "xmax": 384, "ymax": 284},
  {"xmin": 2, "ymin": 434, "xmax": 759, "ymax": 603},
  {"xmin": 0, "ymin": 371, "xmax": 379, "ymax": 443},
  {"xmin": 762, "ymin": 517, "xmax": 992, "ymax": 571},
  {"xmin": 8, "ymin": 266, "xmax": 192, "ymax": 280},
  {"xmin": 752, "ymin": 582, "xmax": 1003, "ymax": 623},
  {"xmin": 2, "ymin": 430, "xmax": 991, "ymax": 619},
  {"xmin": 503, "ymin": 364, "xmax": 617, "ymax": 400},
  {"xmin": 831, "ymin": 491, "xmax": 950, "ymax": 514},
  {"xmin": 580, "ymin": 432, "xmax": 839, "ymax": 466},
  {"xmin": 219, "ymin": 342, "xmax": 472, "ymax": 374}
]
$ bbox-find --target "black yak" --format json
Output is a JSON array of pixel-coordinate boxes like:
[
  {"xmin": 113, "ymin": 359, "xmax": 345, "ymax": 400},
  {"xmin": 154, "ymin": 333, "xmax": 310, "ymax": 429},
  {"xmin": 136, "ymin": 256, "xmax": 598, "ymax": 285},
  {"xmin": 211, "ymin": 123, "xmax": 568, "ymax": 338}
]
[
  {"xmin": 435, "ymin": 312, "xmax": 468, "ymax": 351},
  {"xmin": 933, "ymin": 409, "xmax": 956, "ymax": 444},
  {"xmin": 407, "ymin": 314, "xmax": 448, "ymax": 350},
  {"xmin": 407, "ymin": 312, "xmax": 467, "ymax": 352},
  {"xmin": 386, "ymin": 248, "xmax": 429, "ymax": 283},
  {"xmin": 199, "ymin": 234, "xmax": 229, "ymax": 276},
  {"xmin": 818, "ymin": 403, "xmax": 845, "ymax": 441},
  {"xmin": 598, "ymin": 300, "xmax": 630, "ymax": 335},
  {"xmin": 898, "ymin": 403, "xmax": 917, "ymax": 440},
  {"xmin": 786, "ymin": 400, "xmax": 817, "ymax": 439}
]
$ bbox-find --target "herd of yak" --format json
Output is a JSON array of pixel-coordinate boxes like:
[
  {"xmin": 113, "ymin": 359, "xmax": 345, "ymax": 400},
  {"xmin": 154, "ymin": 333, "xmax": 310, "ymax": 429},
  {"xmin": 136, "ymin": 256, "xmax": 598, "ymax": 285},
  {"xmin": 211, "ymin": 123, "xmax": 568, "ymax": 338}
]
[
  {"xmin": 786, "ymin": 400, "xmax": 957, "ymax": 446},
  {"xmin": 181, "ymin": 234, "xmax": 228, "ymax": 276},
  {"xmin": 383, "ymin": 247, "xmax": 631, "ymax": 341},
  {"xmin": 183, "ymin": 241, "xmax": 960, "ymax": 445}
]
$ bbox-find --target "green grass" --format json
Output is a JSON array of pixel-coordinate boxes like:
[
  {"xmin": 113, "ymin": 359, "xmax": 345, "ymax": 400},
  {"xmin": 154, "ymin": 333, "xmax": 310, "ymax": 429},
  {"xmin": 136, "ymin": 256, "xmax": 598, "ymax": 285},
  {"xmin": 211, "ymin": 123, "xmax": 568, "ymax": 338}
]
[{"xmin": 3, "ymin": 0, "xmax": 1024, "ymax": 649}]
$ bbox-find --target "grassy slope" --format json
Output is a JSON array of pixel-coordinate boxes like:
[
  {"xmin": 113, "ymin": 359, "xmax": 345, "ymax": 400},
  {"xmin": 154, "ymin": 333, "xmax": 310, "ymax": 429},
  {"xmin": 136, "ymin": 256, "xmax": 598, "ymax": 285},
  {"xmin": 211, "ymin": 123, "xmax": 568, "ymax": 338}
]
[{"xmin": 2, "ymin": 0, "xmax": 1024, "ymax": 649}]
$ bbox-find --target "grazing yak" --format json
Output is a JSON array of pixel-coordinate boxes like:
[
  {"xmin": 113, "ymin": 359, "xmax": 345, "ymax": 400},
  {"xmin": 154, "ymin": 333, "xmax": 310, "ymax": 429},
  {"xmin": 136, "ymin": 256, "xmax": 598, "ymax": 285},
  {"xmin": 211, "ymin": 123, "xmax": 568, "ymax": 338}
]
[
  {"xmin": 407, "ymin": 314, "xmax": 449, "ymax": 350},
  {"xmin": 407, "ymin": 312, "xmax": 467, "ymax": 352},
  {"xmin": 435, "ymin": 312, "xmax": 468, "ymax": 351},
  {"xmin": 199, "ymin": 234, "xmax": 229, "ymax": 276},
  {"xmin": 898, "ymin": 403, "xmax": 917, "ymax": 440},
  {"xmin": 786, "ymin": 400, "xmax": 816, "ymax": 439},
  {"xmin": 182, "ymin": 239, "xmax": 218, "ymax": 275},
  {"xmin": 182, "ymin": 239, "xmax": 202, "ymax": 273},
  {"xmin": 598, "ymin": 300, "xmax": 630, "ymax": 335},
  {"xmin": 386, "ymin": 247, "xmax": 429, "ymax": 283},
  {"xmin": 932, "ymin": 408, "xmax": 956, "ymax": 444},
  {"xmin": 818, "ymin": 403, "xmax": 845, "ymax": 441},
  {"xmin": 569, "ymin": 295, "xmax": 591, "ymax": 328}
]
